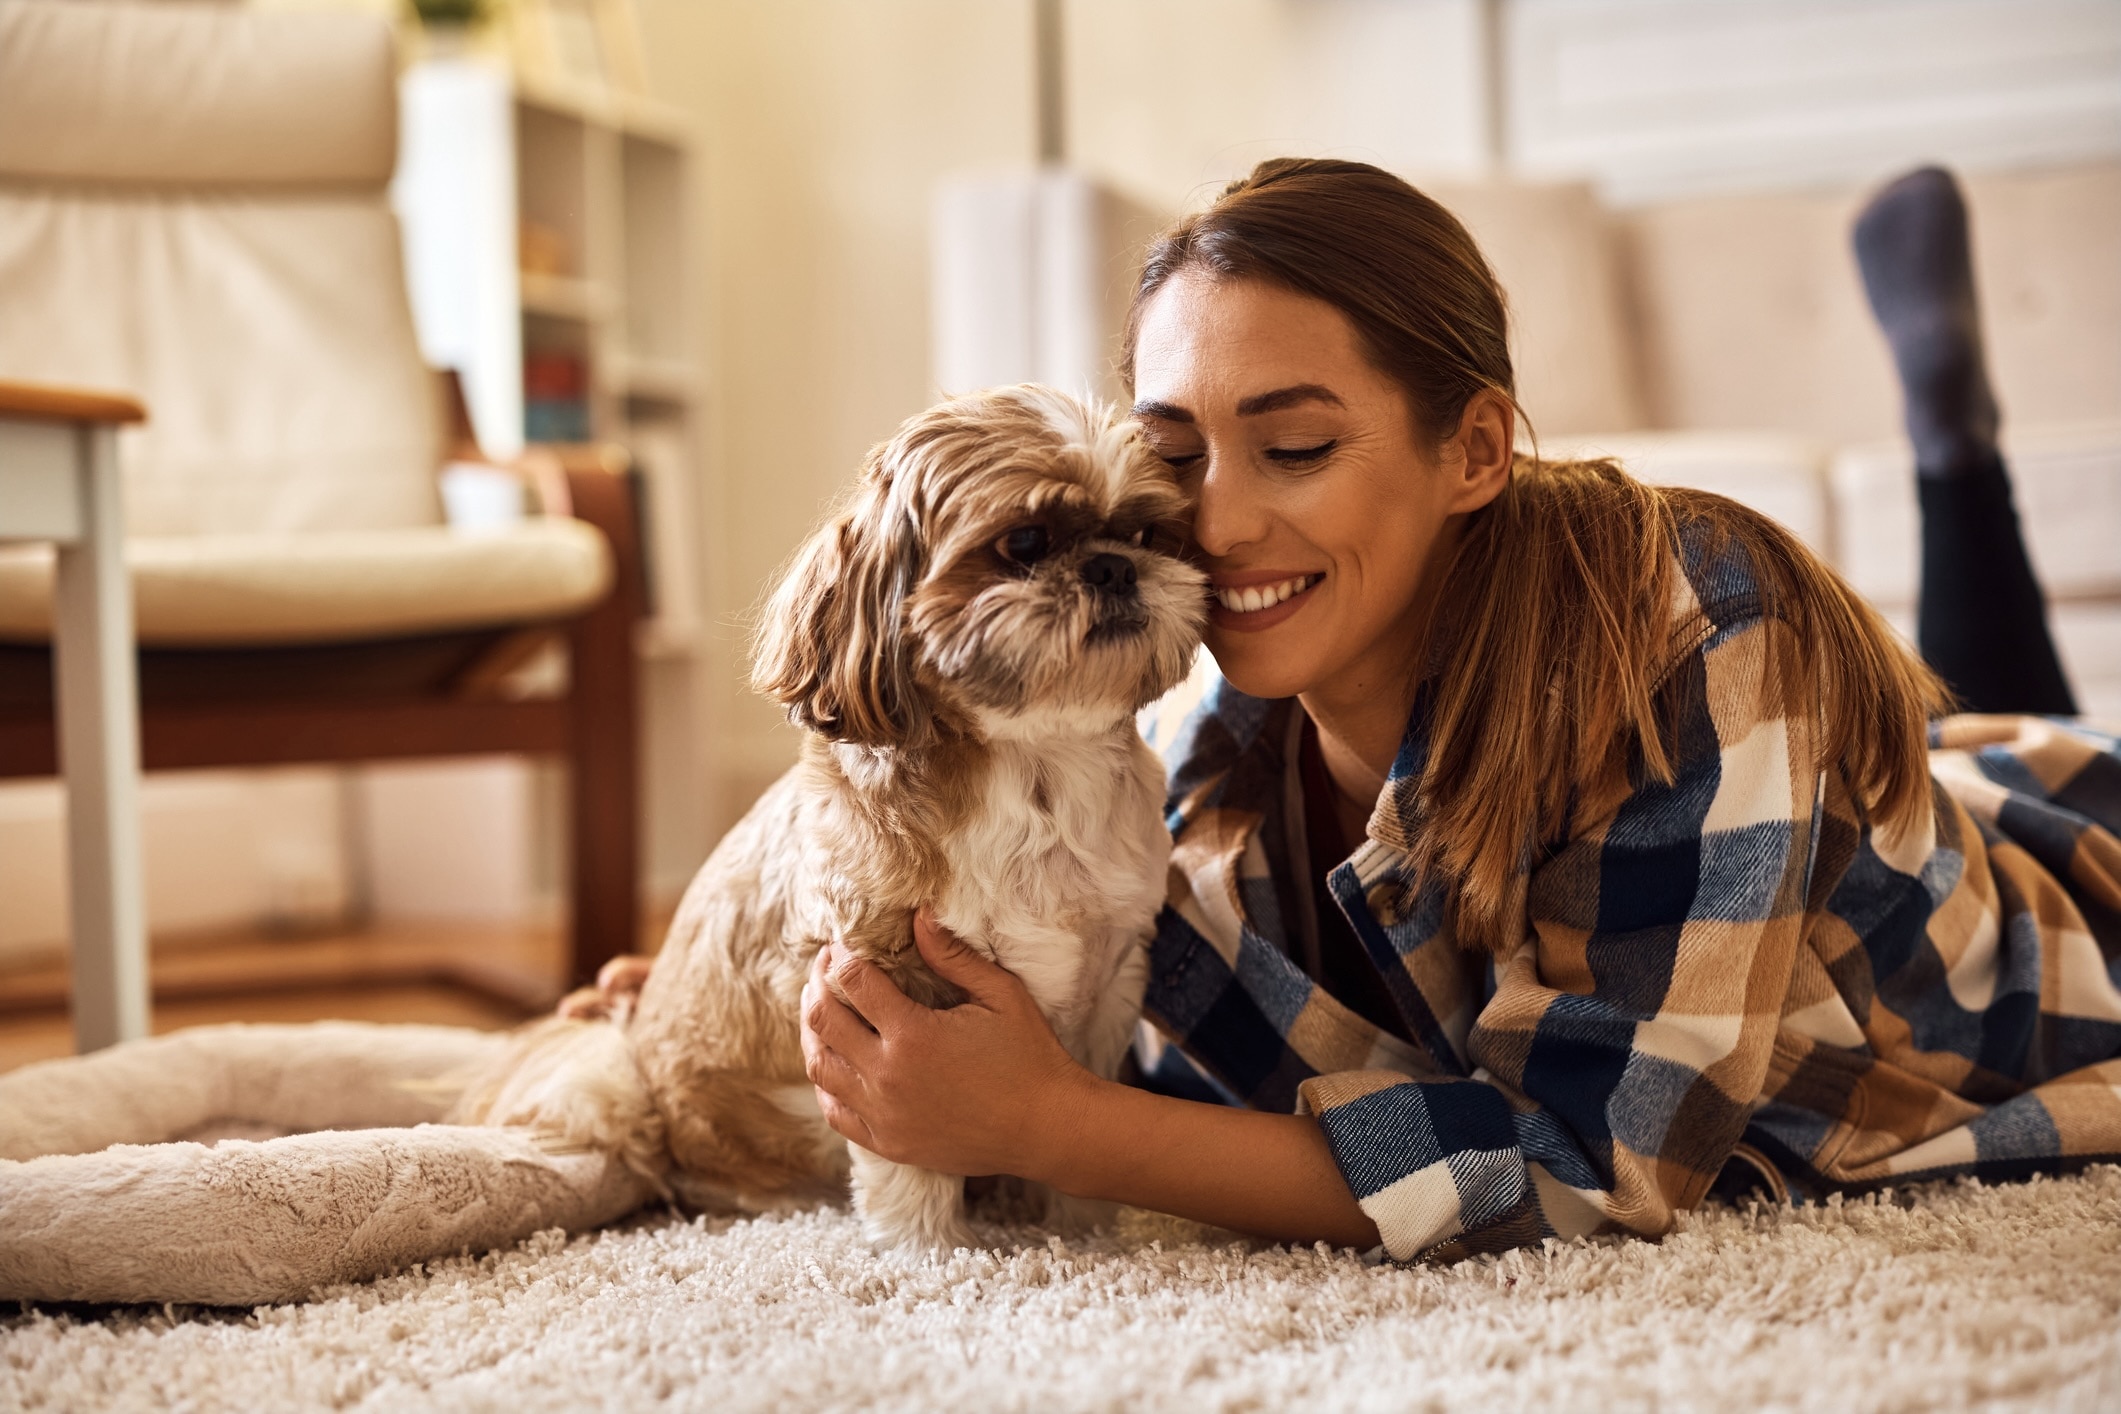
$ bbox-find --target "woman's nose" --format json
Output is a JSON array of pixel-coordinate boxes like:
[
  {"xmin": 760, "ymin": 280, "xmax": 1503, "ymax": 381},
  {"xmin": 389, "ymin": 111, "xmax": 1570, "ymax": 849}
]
[{"xmin": 1189, "ymin": 455, "xmax": 1268, "ymax": 558}]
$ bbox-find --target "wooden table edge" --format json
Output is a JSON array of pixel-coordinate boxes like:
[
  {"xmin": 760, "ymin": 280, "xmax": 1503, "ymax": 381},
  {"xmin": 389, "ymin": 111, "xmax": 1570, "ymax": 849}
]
[{"xmin": 0, "ymin": 380, "xmax": 146, "ymax": 426}]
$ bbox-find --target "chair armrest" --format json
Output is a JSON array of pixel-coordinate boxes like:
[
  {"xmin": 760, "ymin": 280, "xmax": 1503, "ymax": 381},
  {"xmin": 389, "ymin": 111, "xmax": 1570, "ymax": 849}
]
[{"xmin": 0, "ymin": 380, "xmax": 145, "ymax": 426}]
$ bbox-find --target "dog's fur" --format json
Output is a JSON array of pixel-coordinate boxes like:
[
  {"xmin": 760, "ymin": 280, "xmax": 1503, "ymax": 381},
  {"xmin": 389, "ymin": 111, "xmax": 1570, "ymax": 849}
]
[{"xmin": 453, "ymin": 387, "xmax": 1206, "ymax": 1251}]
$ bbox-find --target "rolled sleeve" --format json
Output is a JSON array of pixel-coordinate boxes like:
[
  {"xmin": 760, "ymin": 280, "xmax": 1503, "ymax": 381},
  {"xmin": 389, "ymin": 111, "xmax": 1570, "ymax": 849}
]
[{"xmin": 1299, "ymin": 1070, "xmax": 1551, "ymax": 1260}]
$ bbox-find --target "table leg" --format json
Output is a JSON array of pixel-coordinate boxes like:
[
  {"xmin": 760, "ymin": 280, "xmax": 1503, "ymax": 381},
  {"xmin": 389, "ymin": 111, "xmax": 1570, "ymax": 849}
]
[{"xmin": 51, "ymin": 423, "xmax": 148, "ymax": 1050}]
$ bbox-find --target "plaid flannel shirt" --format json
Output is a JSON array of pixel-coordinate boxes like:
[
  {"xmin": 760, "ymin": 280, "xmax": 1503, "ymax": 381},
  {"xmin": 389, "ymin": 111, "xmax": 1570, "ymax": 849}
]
[{"xmin": 1140, "ymin": 536, "xmax": 2121, "ymax": 1264}]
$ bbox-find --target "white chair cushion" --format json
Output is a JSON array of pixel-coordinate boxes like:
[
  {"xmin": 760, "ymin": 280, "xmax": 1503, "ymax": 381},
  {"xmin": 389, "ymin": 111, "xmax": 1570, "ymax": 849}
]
[
  {"xmin": 0, "ymin": 518, "xmax": 611, "ymax": 648},
  {"xmin": 0, "ymin": 4, "xmax": 439, "ymax": 541},
  {"xmin": 0, "ymin": 191, "xmax": 442, "ymax": 539},
  {"xmin": 0, "ymin": 1, "xmax": 396, "ymax": 188},
  {"xmin": 1542, "ymin": 430, "xmax": 1832, "ymax": 558}
]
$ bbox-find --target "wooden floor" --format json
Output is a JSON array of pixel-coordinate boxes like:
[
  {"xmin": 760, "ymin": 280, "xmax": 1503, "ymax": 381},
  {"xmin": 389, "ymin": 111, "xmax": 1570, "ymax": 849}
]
[{"xmin": 0, "ymin": 912, "xmax": 668, "ymax": 1075}]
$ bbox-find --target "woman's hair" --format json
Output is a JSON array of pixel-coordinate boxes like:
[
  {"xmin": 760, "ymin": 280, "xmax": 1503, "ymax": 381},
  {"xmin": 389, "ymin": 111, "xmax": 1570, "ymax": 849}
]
[{"xmin": 1124, "ymin": 157, "xmax": 1950, "ymax": 953}]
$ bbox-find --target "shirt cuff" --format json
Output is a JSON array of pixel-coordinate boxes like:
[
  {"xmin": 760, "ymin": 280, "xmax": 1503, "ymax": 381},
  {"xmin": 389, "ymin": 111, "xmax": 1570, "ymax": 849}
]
[{"xmin": 1299, "ymin": 1069, "xmax": 1545, "ymax": 1262}]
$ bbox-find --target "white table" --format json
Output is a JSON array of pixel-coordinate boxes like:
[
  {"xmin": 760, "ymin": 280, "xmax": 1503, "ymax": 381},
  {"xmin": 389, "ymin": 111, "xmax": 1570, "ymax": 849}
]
[{"xmin": 0, "ymin": 381, "xmax": 149, "ymax": 1051}]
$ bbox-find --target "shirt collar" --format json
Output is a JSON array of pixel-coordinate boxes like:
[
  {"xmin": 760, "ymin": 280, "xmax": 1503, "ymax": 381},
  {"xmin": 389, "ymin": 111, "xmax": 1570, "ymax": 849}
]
[{"xmin": 1362, "ymin": 677, "xmax": 1436, "ymax": 857}]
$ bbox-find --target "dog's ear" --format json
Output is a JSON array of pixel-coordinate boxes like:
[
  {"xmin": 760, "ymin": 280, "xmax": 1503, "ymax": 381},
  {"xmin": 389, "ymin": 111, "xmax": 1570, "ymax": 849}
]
[{"xmin": 752, "ymin": 464, "xmax": 928, "ymax": 748}]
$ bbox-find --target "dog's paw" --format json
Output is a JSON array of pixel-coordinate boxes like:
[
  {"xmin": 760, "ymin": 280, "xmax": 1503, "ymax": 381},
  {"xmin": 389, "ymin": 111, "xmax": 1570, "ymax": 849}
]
[
  {"xmin": 863, "ymin": 1208, "xmax": 978, "ymax": 1257},
  {"xmin": 850, "ymin": 1152, "xmax": 976, "ymax": 1256},
  {"xmin": 555, "ymin": 954, "xmax": 655, "ymax": 1024}
]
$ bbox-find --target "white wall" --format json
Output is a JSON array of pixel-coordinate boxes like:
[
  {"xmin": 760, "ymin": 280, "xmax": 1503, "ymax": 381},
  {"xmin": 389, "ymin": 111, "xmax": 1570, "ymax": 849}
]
[
  {"xmin": 1064, "ymin": 0, "xmax": 1496, "ymax": 211},
  {"xmin": 1505, "ymin": 0, "xmax": 2121, "ymax": 204},
  {"xmin": 0, "ymin": 772, "xmax": 351, "ymax": 962},
  {"xmin": 353, "ymin": 758, "xmax": 556, "ymax": 922}
]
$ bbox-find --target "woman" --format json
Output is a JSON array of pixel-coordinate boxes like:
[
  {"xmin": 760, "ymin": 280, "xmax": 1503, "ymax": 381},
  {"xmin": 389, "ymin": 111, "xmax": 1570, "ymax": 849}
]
[{"xmin": 798, "ymin": 160, "xmax": 2121, "ymax": 1262}]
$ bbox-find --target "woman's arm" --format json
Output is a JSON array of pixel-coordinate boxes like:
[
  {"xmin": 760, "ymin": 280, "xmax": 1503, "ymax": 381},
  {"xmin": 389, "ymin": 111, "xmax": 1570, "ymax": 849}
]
[
  {"xmin": 800, "ymin": 920, "xmax": 1380, "ymax": 1250},
  {"xmin": 1038, "ymin": 1072, "xmax": 1382, "ymax": 1248}
]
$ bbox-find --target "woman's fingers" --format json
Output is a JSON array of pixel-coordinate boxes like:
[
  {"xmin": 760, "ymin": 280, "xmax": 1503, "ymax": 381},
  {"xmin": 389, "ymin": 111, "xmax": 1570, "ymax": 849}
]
[
  {"xmin": 827, "ymin": 949, "xmax": 925, "ymax": 1033},
  {"xmin": 802, "ymin": 950, "xmax": 875, "ymax": 1142},
  {"xmin": 802, "ymin": 947, "xmax": 880, "ymax": 1063},
  {"xmin": 802, "ymin": 1032, "xmax": 863, "ymax": 1100},
  {"xmin": 912, "ymin": 911, "xmax": 1017, "ymax": 1007},
  {"xmin": 814, "ymin": 1086, "xmax": 876, "ymax": 1150}
]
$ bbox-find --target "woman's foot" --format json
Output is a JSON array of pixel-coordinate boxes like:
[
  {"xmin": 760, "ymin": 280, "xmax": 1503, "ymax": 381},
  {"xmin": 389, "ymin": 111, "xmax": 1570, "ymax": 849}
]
[{"xmin": 1851, "ymin": 166, "xmax": 2000, "ymax": 479}]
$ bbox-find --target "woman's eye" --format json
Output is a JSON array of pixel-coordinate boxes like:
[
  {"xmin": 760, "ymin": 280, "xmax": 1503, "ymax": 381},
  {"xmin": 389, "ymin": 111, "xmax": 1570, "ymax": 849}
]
[
  {"xmin": 1156, "ymin": 451, "xmax": 1204, "ymax": 472},
  {"xmin": 996, "ymin": 525, "xmax": 1051, "ymax": 565},
  {"xmin": 1265, "ymin": 440, "xmax": 1338, "ymax": 466}
]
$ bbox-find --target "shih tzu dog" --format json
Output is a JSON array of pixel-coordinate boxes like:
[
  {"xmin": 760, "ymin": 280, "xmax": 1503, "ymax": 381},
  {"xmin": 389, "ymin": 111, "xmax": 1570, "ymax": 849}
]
[{"xmin": 455, "ymin": 385, "xmax": 1205, "ymax": 1252}]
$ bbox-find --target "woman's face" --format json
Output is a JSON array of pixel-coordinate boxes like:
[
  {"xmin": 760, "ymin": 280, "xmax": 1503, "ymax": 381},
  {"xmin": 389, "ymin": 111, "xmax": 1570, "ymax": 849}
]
[{"xmin": 1130, "ymin": 271, "xmax": 1506, "ymax": 704}]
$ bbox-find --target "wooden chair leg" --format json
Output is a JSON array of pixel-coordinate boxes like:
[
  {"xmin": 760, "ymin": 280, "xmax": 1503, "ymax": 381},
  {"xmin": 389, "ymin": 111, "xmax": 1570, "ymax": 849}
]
[{"xmin": 562, "ymin": 467, "xmax": 646, "ymax": 988}]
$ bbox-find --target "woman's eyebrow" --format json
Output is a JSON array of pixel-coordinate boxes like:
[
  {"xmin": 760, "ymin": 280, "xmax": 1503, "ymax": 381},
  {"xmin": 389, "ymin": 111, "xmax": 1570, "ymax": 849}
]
[
  {"xmin": 1130, "ymin": 384, "xmax": 1344, "ymax": 423},
  {"xmin": 1236, "ymin": 384, "xmax": 1344, "ymax": 416}
]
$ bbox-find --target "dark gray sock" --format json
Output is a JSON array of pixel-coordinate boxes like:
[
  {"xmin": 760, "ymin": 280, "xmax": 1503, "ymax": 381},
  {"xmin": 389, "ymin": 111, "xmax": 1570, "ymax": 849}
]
[{"xmin": 1851, "ymin": 167, "xmax": 1999, "ymax": 479}]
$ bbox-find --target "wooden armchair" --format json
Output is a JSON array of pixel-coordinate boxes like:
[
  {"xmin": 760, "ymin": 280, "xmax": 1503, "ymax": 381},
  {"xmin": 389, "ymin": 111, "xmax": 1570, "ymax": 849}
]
[{"xmin": 0, "ymin": 2, "xmax": 644, "ymax": 1028}]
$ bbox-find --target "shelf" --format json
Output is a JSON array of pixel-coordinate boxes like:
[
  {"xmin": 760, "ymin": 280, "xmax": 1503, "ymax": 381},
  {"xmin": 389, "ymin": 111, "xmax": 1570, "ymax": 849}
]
[
  {"xmin": 519, "ymin": 272, "xmax": 606, "ymax": 322},
  {"xmin": 397, "ymin": 54, "xmax": 710, "ymax": 911},
  {"xmin": 613, "ymin": 352, "xmax": 699, "ymax": 402},
  {"xmin": 513, "ymin": 72, "xmax": 691, "ymax": 148}
]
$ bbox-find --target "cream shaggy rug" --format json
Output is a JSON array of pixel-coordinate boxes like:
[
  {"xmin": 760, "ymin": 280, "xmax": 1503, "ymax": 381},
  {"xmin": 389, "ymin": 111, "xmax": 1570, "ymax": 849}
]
[{"xmin": 5, "ymin": 1167, "xmax": 2119, "ymax": 1413}]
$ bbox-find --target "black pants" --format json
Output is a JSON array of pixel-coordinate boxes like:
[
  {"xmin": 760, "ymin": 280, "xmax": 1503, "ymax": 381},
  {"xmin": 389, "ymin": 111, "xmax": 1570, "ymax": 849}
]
[{"xmin": 1918, "ymin": 453, "xmax": 2077, "ymax": 715}]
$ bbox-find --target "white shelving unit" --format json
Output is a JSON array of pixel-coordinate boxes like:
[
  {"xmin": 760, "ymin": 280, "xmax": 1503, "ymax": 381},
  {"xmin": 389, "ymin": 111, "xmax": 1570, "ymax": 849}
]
[{"xmin": 387, "ymin": 57, "xmax": 709, "ymax": 917}]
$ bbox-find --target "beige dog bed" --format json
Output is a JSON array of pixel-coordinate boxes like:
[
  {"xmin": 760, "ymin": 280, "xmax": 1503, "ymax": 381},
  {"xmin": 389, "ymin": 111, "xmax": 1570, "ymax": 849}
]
[{"xmin": 0, "ymin": 1023, "xmax": 656, "ymax": 1305}]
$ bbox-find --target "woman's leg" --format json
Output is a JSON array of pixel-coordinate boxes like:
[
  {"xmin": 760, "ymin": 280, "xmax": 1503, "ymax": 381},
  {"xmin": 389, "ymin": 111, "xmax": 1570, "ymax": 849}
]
[{"xmin": 1852, "ymin": 166, "xmax": 2078, "ymax": 715}]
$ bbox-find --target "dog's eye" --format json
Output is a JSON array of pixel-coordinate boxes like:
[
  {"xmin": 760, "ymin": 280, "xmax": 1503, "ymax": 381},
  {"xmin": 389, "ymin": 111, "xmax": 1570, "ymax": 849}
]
[
  {"xmin": 1135, "ymin": 526, "xmax": 1156, "ymax": 550},
  {"xmin": 996, "ymin": 525, "xmax": 1051, "ymax": 566}
]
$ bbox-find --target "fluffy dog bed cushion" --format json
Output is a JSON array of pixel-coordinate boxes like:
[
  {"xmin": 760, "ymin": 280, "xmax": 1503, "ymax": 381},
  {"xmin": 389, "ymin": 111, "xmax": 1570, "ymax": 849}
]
[
  {"xmin": 0, "ymin": 1126, "xmax": 648, "ymax": 1306},
  {"xmin": 4, "ymin": 1168, "xmax": 2117, "ymax": 1412},
  {"xmin": 0, "ymin": 1023, "xmax": 655, "ymax": 1306}
]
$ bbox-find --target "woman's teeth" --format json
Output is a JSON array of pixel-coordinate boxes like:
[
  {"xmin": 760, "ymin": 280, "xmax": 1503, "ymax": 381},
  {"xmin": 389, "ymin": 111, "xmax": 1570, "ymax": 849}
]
[{"xmin": 1214, "ymin": 574, "xmax": 1319, "ymax": 615}]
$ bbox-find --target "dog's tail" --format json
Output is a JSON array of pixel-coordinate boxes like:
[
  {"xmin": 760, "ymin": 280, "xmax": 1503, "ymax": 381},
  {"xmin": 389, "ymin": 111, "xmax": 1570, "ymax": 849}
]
[{"xmin": 446, "ymin": 1017, "xmax": 673, "ymax": 1198}]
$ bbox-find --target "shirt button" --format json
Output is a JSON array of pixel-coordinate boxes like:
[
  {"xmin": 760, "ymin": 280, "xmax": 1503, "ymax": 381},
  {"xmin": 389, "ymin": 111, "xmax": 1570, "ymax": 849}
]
[{"xmin": 1365, "ymin": 882, "xmax": 1402, "ymax": 928}]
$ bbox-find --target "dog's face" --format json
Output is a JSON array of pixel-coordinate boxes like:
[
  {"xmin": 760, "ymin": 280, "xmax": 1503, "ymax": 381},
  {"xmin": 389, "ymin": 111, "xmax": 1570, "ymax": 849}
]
[{"xmin": 755, "ymin": 386, "xmax": 1207, "ymax": 748}]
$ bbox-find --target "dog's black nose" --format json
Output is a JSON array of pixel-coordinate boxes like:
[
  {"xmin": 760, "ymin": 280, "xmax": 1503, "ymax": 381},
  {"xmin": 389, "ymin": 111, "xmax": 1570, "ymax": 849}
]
[{"xmin": 1080, "ymin": 552, "xmax": 1138, "ymax": 595}]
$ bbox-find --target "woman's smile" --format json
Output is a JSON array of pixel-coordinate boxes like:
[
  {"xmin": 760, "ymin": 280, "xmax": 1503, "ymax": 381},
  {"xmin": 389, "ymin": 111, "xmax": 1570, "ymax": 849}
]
[{"xmin": 1209, "ymin": 570, "xmax": 1324, "ymax": 630}]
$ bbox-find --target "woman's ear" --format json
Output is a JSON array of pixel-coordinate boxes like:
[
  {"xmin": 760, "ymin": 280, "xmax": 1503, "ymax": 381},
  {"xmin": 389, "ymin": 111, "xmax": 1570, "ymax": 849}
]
[
  {"xmin": 1442, "ymin": 386, "xmax": 1516, "ymax": 513},
  {"xmin": 751, "ymin": 472, "xmax": 928, "ymax": 748}
]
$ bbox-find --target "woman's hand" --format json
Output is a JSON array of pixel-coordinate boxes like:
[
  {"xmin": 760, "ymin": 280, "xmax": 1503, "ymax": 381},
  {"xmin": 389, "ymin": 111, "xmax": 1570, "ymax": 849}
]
[
  {"xmin": 801, "ymin": 917, "xmax": 1380, "ymax": 1250},
  {"xmin": 799, "ymin": 915, "xmax": 1094, "ymax": 1179}
]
